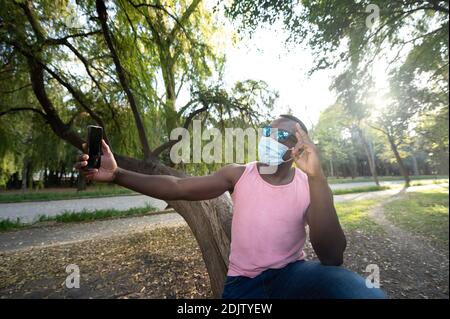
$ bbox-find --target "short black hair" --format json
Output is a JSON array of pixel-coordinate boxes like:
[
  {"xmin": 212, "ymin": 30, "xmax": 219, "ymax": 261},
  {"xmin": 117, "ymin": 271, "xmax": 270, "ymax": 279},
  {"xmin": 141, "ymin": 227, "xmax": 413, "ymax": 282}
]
[{"xmin": 279, "ymin": 114, "xmax": 308, "ymax": 134}]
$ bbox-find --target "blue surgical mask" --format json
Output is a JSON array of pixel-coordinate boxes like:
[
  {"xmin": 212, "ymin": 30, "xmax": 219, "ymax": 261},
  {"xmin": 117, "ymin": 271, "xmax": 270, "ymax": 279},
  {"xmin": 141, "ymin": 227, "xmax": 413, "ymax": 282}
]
[{"xmin": 258, "ymin": 136, "xmax": 293, "ymax": 166}]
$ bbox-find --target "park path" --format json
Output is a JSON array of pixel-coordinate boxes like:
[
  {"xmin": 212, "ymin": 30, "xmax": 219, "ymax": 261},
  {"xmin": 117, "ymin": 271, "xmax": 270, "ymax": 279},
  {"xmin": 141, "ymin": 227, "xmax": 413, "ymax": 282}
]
[
  {"xmin": 333, "ymin": 186, "xmax": 408, "ymax": 202},
  {"xmin": 366, "ymin": 184, "xmax": 449, "ymax": 298},
  {"xmin": 0, "ymin": 183, "xmax": 446, "ymax": 253},
  {"xmin": 0, "ymin": 195, "xmax": 168, "ymax": 224},
  {"xmin": 0, "ymin": 211, "xmax": 185, "ymax": 253}
]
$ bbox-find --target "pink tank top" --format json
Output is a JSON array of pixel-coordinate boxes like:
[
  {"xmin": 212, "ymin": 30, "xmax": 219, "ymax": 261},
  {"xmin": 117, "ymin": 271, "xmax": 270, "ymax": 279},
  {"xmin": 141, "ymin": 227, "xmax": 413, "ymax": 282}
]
[{"xmin": 227, "ymin": 161, "xmax": 311, "ymax": 278}]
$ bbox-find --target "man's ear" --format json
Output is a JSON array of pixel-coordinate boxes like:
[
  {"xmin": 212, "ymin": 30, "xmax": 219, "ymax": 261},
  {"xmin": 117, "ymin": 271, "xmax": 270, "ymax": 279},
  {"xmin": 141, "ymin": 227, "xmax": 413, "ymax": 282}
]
[{"xmin": 284, "ymin": 148, "xmax": 294, "ymax": 160}]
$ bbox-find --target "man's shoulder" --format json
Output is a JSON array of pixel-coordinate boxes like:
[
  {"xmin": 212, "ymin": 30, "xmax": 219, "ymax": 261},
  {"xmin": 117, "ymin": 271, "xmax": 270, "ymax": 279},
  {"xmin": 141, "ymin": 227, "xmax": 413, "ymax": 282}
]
[
  {"xmin": 217, "ymin": 163, "xmax": 248, "ymax": 187},
  {"xmin": 220, "ymin": 163, "xmax": 247, "ymax": 178}
]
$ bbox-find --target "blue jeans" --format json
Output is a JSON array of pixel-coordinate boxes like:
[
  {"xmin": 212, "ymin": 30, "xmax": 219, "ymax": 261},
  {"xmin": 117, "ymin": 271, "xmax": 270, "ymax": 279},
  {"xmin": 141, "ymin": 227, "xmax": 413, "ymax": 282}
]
[{"xmin": 222, "ymin": 260, "xmax": 387, "ymax": 299}]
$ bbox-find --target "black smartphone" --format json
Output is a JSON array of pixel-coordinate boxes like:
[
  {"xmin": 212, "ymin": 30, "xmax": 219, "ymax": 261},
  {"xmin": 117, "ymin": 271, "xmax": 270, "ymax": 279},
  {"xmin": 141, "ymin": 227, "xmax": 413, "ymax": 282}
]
[{"xmin": 87, "ymin": 125, "xmax": 103, "ymax": 170}]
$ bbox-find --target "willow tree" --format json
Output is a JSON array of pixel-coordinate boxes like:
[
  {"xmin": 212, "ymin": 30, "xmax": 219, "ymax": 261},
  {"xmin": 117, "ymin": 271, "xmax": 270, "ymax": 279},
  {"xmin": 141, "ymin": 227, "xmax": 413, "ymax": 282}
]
[{"xmin": 0, "ymin": 0, "xmax": 276, "ymax": 297}]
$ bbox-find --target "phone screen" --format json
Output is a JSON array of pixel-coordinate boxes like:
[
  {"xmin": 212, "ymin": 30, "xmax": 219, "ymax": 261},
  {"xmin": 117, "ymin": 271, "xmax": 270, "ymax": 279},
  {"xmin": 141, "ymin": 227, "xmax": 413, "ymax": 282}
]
[{"xmin": 87, "ymin": 125, "xmax": 103, "ymax": 169}]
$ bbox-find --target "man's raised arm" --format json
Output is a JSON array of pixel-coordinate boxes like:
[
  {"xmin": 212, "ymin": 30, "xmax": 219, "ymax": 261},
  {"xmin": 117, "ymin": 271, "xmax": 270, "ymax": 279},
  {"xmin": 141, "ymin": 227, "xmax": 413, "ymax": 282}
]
[
  {"xmin": 112, "ymin": 166, "xmax": 237, "ymax": 201},
  {"xmin": 74, "ymin": 139, "xmax": 241, "ymax": 202},
  {"xmin": 292, "ymin": 124, "xmax": 347, "ymax": 266}
]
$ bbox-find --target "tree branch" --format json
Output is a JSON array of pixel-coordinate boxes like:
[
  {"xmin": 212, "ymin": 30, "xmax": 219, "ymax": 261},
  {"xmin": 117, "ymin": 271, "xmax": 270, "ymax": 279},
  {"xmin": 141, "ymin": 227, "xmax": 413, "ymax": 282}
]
[
  {"xmin": 15, "ymin": 0, "xmax": 46, "ymax": 42},
  {"xmin": 15, "ymin": 2, "xmax": 107, "ymax": 132},
  {"xmin": 44, "ymin": 34, "xmax": 120, "ymax": 130},
  {"xmin": 29, "ymin": 49, "xmax": 106, "ymax": 130},
  {"xmin": 67, "ymin": 110, "xmax": 85, "ymax": 128},
  {"xmin": 168, "ymin": 0, "xmax": 201, "ymax": 42},
  {"xmin": 152, "ymin": 100, "xmax": 208, "ymax": 157},
  {"xmin": 127, "ymin": 0, "xmax": 190, "ymax": 41},
  {"xmin": 26, "ymin": 56, "xmax": 84, "ymax": 149},
  {"xmin": 0, "ymin": 106, "xmax": 48, "ymax": 119},
  {"xmin": 0, "ymin": 83, "xmax": 33, "ymax": 94},
  {"xmin": 368, "ymin": 123, "xmax": 388, "ymax": 135},
  {"xmin": 96, "ymin": 0, "xmax": 152, "ymax": 160},
  {"xmin": 43, "ymin": 30, "xmax": 101, "ymax": 45}
]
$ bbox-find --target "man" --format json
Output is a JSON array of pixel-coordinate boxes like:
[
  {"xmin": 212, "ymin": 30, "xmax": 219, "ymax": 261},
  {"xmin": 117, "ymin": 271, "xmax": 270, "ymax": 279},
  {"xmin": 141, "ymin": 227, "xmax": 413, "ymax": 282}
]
[{"xmin": 75, "ymin": 114, "xmax": 386, "ymax": 299}]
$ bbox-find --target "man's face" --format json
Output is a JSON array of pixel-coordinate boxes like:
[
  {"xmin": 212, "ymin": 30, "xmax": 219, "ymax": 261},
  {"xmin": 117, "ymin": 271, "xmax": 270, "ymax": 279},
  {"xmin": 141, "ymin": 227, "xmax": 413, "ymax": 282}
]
[{"xmin": 268, "ymin": 118, "xmax": 299, "ymax": 161}]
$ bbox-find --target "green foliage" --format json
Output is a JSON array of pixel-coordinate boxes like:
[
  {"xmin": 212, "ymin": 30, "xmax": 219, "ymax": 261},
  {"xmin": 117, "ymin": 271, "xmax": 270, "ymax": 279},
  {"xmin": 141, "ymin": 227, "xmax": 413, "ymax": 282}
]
[
  {"xmin": 0, "ymin": 203, "xmax": 158, "ymax": 231},
  {"xmin": 415, "ymin": 106, "xmax": 449, "ymax": 174},
  {"xmin": 226, "ymin": 1, "xmax": 449, "ymax": 79},
  {"xmin": 0, "ymin": 218, "xmax": 24, "ymax": 232},
  {"xmin": 332, "ymin": 185, "xmax": 390, "ymax": 195},
  {"xmin": 313, "ymin": 104, "xmax": 355, "ymax": 171},
  {"xmin": 0, "ymin": 185, "xmax": 135, "ymax": 203},
  {"xmin": 328, "ymin": 176, "xmax": 449, "ymax": 184},
  {"xmin": 0, "ymin": 0, "xmax": 277, "ymax": 186},
  {"xmin": 38, "ymin": 203, "xmax": 156, "ymax": 223},
  {"xmin": 1, "ymin": 0, "xmax": 448, "ymax": 185},
  {"xmin": 226, "ymin": 0, "xmax": 449, "ymax": 177}
]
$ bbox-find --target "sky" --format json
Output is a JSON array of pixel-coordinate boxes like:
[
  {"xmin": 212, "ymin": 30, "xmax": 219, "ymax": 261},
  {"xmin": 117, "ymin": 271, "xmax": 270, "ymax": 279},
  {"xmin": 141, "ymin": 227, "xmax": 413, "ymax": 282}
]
[
  {"xmin": 209, "ymin": 7, "xmax": 395, "ymax": 131},
  {"xmin": 218, "ymin": 25, "xmax": 397, "ymax": 131},
  {"xmin": 221, "ymin": 25, "xmax": 337, "ymax": 130}
]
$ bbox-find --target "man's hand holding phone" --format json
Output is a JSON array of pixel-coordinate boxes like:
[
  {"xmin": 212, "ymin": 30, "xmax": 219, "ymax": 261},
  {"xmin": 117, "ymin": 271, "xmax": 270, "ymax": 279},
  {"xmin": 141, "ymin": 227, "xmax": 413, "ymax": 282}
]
[{"xmin": 75, "ymin": 139, "xmax": 118, "ymax": 182}]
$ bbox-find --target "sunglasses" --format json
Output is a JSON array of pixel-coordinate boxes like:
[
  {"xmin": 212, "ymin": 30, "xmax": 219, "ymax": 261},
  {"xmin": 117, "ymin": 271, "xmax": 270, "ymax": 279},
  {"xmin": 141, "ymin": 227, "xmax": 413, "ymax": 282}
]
[{"xmin": 262, "ymin": 126, "xmax": 297, "ymax": 143}]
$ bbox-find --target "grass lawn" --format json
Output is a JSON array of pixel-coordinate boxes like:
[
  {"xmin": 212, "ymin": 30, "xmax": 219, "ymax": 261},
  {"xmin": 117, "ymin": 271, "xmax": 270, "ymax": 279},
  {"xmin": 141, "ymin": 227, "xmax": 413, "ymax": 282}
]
[
  {"xmin": 327, "ymin": 175, "xmax": 448, "ymax": 184},
  {"xmin": 384, "ymin": 186, "xmax": 449, "ymax": 248},
  {"xmin": 0, "ymin": 185, "xmax": 136, "ymax": 203},
  {"xmin": 332, "ymin": 185, "xmax": 390, "ymax": 195},
  {"xmin": 0, "ymin": 219, "xmax": 25, "ymax": 232},
  {"xmin": 409, "ymin": 179, "xmax": 449, "ymax": 187},
  {"xmin": 0, "ymin": 204, "xmax": 160, "ymax": 232}
]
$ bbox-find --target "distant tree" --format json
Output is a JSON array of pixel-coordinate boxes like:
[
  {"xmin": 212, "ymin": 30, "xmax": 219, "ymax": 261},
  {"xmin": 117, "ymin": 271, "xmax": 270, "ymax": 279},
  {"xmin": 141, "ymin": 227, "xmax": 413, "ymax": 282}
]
[
  {"xmin": 313, "ymin": 104, "xmax": 356, "ymax": 178},
  {"xmin": 415, "ymin": 106, "xmax": 449, "ymax": 175}
]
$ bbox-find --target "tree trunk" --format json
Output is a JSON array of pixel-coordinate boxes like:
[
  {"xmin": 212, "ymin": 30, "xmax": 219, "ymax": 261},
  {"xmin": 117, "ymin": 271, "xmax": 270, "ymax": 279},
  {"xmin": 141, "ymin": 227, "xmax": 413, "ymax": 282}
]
[
  {"xmin": 96, "ymin": 0, "xmax": 152, "ymax": 159},
  {"xmin": 358, "ymin": 129, "xmax": 380, "ymax": 186},
  {"xmin": 21, "ymin": 157, "xmax": 30, "ymax": 191},
  {"xmin": 26, "ymin": 160, "xmax": 33, "ymax": 189},
  {"xmin": 43, "ymin": 167, "xmax": 47, "ymax": 185},
  {"xmin": 387, "ymin": 135, "xmax": 410, "ymax": 187},
  {"xmin": 350, "ymin": 156, "xmax": 357, "ymax": 179},
  {"xmin": 329, "ymin": 158, "xmax": 334, "ymax": 177},
  {"xmin": 437, "ymin": 150, "xmax": 449, "ymax": 175},
  {"xmin": 70, "ymin": 170, "xmax": 75, "ymax": 187},
  {"xmin": 411, "ymin": 153, "xmax": 419, "ymax": 176},
  {"xmin": 114, "ymin": 154, "xmax": 232, "ymax": 298},
  {"xmin": 77, "ymin": 172, "xmax": 87, "ymax": 191}
]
